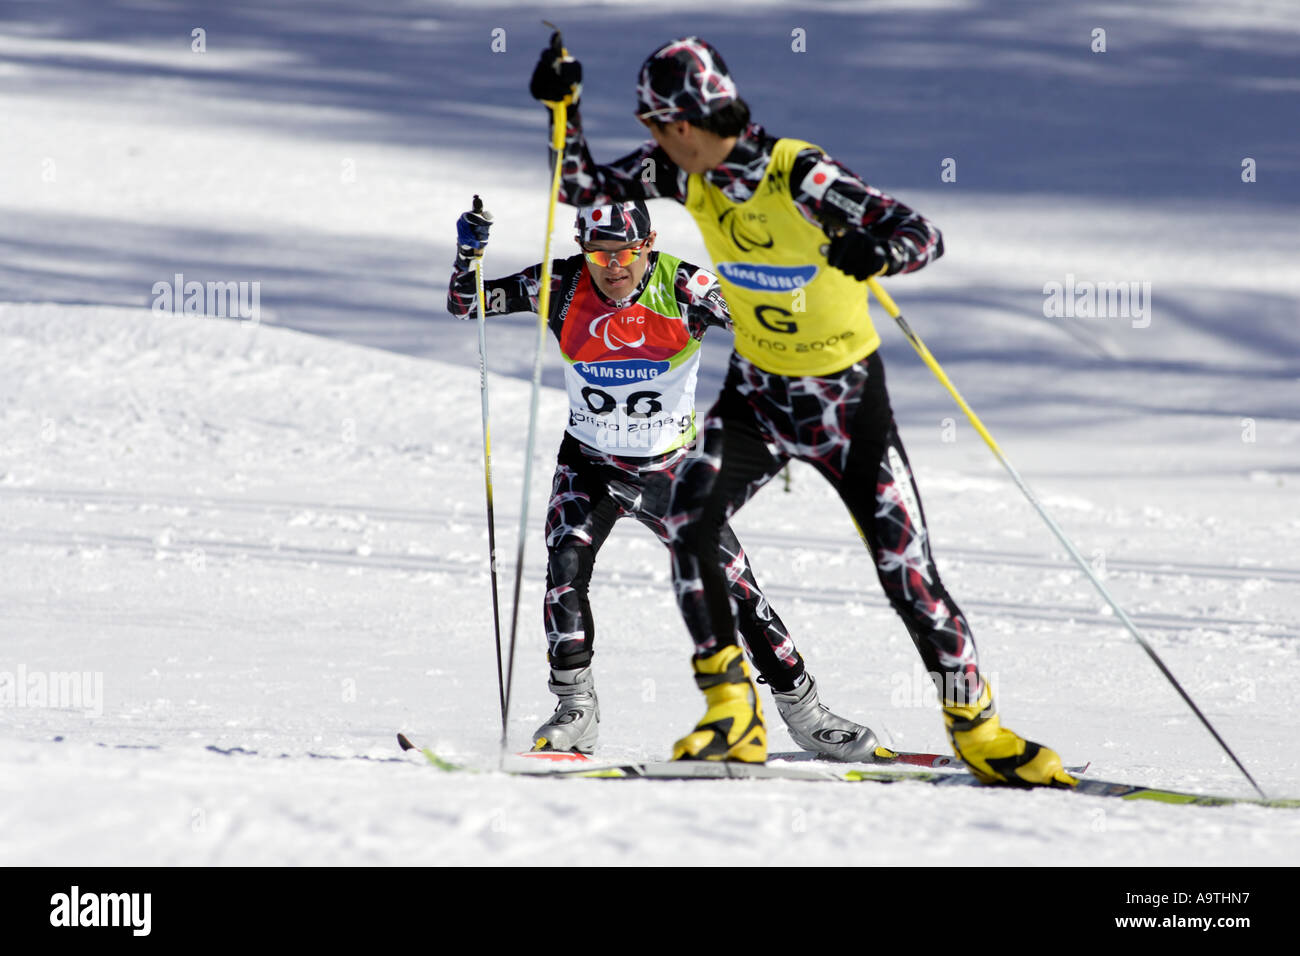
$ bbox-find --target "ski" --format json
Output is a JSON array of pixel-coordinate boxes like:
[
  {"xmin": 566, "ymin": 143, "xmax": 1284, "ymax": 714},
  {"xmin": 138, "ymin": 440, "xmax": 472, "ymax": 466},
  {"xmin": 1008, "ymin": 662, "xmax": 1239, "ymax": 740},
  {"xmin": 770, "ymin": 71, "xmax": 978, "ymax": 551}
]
[
  {"xmin": 398, "ymin": 735, "xmax": 1298, "ymax": 809},
  {"xmin": 397, "ymin": 732, "xmax": 972, "ymax": 770},
  {"xmin": 776, "ymin": 746, "xmax": 970, "ymax": 769},
  {"xmin": 528, "ymin": 762, "xmax": 1299, "ymax": 808}
]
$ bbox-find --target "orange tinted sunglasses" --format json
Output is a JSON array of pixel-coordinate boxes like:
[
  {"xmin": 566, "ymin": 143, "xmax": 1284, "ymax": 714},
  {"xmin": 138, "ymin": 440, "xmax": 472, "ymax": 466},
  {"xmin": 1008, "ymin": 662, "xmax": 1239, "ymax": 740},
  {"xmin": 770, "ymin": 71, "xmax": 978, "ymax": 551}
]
[{"xmin": 582, "ymin": 241, "xmax": 649, "ymax": 268}]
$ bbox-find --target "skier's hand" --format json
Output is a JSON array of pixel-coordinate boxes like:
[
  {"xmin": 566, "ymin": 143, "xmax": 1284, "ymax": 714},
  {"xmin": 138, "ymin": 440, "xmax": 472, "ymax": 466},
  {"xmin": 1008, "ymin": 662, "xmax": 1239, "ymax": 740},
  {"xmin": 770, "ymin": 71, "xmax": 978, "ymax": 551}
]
[
  {"xmin": 826, "ymin": 231, "xmax": 892, "ymax": 280},
  {"xmin": 530, "ymin": 32, "xmax": 582, "ymax": 106},
  {"xmin": 456, "ymin": 197, "xmax": 493, "ymax": 258}
]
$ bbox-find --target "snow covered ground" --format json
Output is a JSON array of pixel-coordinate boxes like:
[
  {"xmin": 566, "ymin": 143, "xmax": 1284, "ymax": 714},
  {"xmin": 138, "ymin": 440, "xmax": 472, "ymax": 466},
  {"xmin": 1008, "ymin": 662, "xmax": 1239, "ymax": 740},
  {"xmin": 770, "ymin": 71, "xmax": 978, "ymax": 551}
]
[{"xmin": 1, "ymin": 0, "xmax": 1298, "ymax": 866}]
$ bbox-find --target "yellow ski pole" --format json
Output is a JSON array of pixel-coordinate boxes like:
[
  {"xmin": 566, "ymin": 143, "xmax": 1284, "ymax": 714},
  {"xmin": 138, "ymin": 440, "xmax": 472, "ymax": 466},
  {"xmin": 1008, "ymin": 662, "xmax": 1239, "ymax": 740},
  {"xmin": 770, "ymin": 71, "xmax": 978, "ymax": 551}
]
[
  {"xmin": 501, "ymin": 27, "xmax": 572, "ymax": 759},
  {"xmin": 866, "ymin": 276, "xmax": 1265, "ymax": 799}
]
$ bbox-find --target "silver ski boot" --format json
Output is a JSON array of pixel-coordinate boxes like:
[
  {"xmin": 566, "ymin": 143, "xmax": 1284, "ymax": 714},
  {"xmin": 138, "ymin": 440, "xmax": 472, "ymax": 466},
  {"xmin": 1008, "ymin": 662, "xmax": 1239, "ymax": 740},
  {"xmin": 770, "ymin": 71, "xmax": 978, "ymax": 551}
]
[
  {"xmin": 773, "ymin": 674, "xmax": 878, "ymax": 761},
  {"xmin": 531, "ymin": 665, "xmax": 600, "ymax": 754}
]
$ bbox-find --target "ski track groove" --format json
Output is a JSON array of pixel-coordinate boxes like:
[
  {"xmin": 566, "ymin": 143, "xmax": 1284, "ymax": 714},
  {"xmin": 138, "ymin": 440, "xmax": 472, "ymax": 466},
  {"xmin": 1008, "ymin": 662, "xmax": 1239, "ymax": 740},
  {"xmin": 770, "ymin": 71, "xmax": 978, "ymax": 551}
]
[
  {"xmin": 5, "ymin": 486, "xmax": 1297, "ymax": 586},
  {"xmin": 4, "ymin": 515, "xmax": 1293, "ymax": 639},
  {"xmin": 4, "ymin": 524, "xmax": 1287, "ymax": 635}
]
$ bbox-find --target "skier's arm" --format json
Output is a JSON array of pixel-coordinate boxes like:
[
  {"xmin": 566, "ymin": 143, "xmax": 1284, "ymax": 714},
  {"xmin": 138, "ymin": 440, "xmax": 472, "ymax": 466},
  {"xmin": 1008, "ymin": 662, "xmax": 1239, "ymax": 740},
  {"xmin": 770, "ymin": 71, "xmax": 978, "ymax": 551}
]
[
  {"xmin": 790, "ymin": 149, "xmax": 944, "ymax": 276},
  {"xmin": 675, "ymin": 262, "xmax": 731, "ymax": 338},
  {"xmin": 447, "ymin": 257, "xmax": 569, "ymax": 320},
  {"xmin": 529, "ymin": 42, "xmax": 687, "ymax": 204},
  {"xmin": 446, "ymin": 253, "xmax": 541, "ymax": 319},
  {"xmin": 551, "ymin": 107, "xmax": 689, "ymax": 205}
]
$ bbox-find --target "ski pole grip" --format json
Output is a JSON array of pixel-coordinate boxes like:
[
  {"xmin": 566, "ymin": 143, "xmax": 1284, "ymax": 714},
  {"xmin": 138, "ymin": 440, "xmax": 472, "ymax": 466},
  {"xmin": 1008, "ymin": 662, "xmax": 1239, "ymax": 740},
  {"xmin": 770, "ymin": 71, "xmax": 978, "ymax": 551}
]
[{"xmin": 539, "ymin": 22, "xmax": 571, "ymax": 146}]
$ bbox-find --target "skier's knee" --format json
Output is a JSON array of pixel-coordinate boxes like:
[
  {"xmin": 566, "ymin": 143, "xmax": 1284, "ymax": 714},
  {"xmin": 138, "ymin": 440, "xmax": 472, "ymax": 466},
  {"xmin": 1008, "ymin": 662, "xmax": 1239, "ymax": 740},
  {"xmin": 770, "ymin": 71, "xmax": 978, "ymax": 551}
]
[
  {"xmin": 547, "ymin": 544, "xmax": 594, "ymax": 591},
  {"xmin": 675, "ymin": 512, "xmax": 725, "ymax": 558}
]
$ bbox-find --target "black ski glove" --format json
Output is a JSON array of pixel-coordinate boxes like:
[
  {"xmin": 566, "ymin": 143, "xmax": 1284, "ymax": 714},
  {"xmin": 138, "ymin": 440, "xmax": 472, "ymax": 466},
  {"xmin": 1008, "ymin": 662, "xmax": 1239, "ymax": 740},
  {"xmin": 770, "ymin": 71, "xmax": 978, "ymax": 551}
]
[
  {"xmin": 456, "ymin": 195, "xmax": 493, "ymax": 258},
  {"xmin": 529, "ymin": 32, "xmax": 582, "ymax": 106},
  {"xmin": 826, "ymin": 231, "xmax": 892, "ymax": 280}
]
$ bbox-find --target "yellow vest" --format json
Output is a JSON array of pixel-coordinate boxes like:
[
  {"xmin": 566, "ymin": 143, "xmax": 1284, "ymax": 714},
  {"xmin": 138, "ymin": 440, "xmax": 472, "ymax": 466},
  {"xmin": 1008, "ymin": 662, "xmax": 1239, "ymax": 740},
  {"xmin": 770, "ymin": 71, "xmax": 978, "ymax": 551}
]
[{"xmin": 685, "ymin": 138, "xmax": 880, "ymax": 376}]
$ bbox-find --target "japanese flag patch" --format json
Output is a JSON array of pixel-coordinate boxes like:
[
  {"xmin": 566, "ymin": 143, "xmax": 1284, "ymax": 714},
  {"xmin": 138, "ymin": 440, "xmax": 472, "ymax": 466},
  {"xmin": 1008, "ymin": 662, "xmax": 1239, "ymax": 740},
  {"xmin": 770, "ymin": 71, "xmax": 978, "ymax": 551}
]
[
  {"xmin": 800, "ymin": 159, "xmax": 841, "ymax": 200},
  {"xmin": 689, "ymin": 268, "xmax": 720, "ymax": 299}
]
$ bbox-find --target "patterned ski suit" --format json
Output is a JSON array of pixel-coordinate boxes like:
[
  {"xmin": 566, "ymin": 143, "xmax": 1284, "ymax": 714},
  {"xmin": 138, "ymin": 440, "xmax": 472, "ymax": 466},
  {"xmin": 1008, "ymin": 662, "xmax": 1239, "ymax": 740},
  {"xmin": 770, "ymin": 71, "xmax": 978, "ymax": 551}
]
[{"xmin": 447, "ymin": 249, "xmax": 806, "ymax": 689}]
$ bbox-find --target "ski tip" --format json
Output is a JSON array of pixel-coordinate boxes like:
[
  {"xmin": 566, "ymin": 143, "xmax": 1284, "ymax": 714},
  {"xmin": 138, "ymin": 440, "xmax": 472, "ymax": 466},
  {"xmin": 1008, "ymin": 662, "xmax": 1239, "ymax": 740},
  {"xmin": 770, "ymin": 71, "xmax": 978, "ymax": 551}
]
[
  {"xmin": 422, "ymin": 748, "xmax": 461, "ymax": 772},
  {"xmin": 398, "ymin": 735, "xmax": 465, "ymax": 772}
]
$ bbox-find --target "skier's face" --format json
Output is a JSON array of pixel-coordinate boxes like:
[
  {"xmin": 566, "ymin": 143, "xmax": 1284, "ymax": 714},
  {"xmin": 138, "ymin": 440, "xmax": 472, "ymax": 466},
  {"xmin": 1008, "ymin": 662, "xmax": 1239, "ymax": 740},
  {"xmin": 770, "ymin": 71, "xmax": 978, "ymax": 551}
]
[
  {"xmin": 643, "ymin": 119, "xmax": 712, "ymax": 174},
  {"xmin": 581, "ymin": 231, "xmax": 656, "ymax": 300}
]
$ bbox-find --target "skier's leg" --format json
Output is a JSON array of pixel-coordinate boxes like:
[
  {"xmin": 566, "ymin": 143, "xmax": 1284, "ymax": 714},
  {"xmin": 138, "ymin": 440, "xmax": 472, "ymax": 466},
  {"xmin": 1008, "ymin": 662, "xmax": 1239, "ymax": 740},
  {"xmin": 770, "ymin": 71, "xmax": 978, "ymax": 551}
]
[
  {"xmin": 542, "ymin": 455, "xmax": 612, "ymax": 669},
  {"xmin": 835, "ymin": 355, "xmax": 981, "ymax": 704},
  {"xmin": 832, "ymin": 353, "xmax": 1071, "ymax": 786},
  {"xmin": 713, "ymin": 521, "xmax": 883, "ymax": 760},
  {"xmin": 634, "ymin": 454, "xmax": 801, "ymax": 688},
  {"xmin": 665, "ymin": 379, "xmax": 789, "ymax": 762},
  {"xmin": 535, "ymin": 438, "xmax": 620, "ymax": 752},
  {"xmin": 714, "ymin": 524, "xmax": 802, "ymax": 688},
  {"xmin": 666, "ymin": 385, "xmax": 789, "ymax": 659},
  {"xmin": 635, "ymin": 448, "xmax": 879, "ymax": 759}
]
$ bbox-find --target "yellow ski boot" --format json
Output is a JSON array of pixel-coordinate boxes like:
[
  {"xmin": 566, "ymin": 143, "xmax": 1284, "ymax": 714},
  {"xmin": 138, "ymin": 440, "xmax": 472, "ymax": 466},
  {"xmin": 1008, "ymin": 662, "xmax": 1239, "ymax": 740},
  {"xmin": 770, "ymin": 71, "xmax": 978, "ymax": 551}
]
[
  {"xmin": 943, "ymin": 684, "xmax": 1076, "ymax": 787},
  {"xmin": 672, "ymin": 645, "xmax": 767, "ymax": 762}
]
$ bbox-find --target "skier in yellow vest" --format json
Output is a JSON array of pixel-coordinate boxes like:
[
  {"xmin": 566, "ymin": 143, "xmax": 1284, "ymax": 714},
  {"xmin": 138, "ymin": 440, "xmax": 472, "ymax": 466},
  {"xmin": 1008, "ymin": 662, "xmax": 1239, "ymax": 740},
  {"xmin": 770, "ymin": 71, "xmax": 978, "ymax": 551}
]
[{"xmin": 530, "ymin": 37, "xmax": 1073, "ymax": 785}]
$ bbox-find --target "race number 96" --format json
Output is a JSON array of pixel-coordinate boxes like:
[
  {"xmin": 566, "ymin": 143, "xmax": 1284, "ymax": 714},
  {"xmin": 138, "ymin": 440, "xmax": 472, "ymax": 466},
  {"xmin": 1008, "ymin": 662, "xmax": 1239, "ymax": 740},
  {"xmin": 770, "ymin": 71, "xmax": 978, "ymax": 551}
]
[{"xmin": 582, "ymin": 387, "xmax": 663, "ymax": 419}]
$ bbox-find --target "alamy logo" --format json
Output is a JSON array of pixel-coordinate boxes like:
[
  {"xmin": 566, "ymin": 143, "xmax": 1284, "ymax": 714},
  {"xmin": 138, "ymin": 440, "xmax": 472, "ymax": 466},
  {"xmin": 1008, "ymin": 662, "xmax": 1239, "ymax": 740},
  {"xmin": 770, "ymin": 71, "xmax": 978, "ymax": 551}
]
[
  {"xmin": 1042, "ymin": 274, "xmax": 1151, "ymax": 329},
  {"xmin": 0, "ymin": 665, "xmax": 102, "ymax": 717},
  {"xmin": 50, "ymin": 886, "xmax": 151, "ymax": 936},
  {"xmin": 152, "ymin": 272, "xmax": 261, "ymax": 323},
  {"xmin": 890, "ymin": 663, "xmax": 994, "ymax": 709}
]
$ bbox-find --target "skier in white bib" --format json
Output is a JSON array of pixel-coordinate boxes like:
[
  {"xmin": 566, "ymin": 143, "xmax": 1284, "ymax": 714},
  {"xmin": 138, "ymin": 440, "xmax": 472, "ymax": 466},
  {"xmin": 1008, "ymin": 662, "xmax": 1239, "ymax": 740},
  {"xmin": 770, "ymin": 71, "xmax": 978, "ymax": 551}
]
[{"xmin": 449, "ymin": 198, "xmax": 876, "ymax": 759}]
